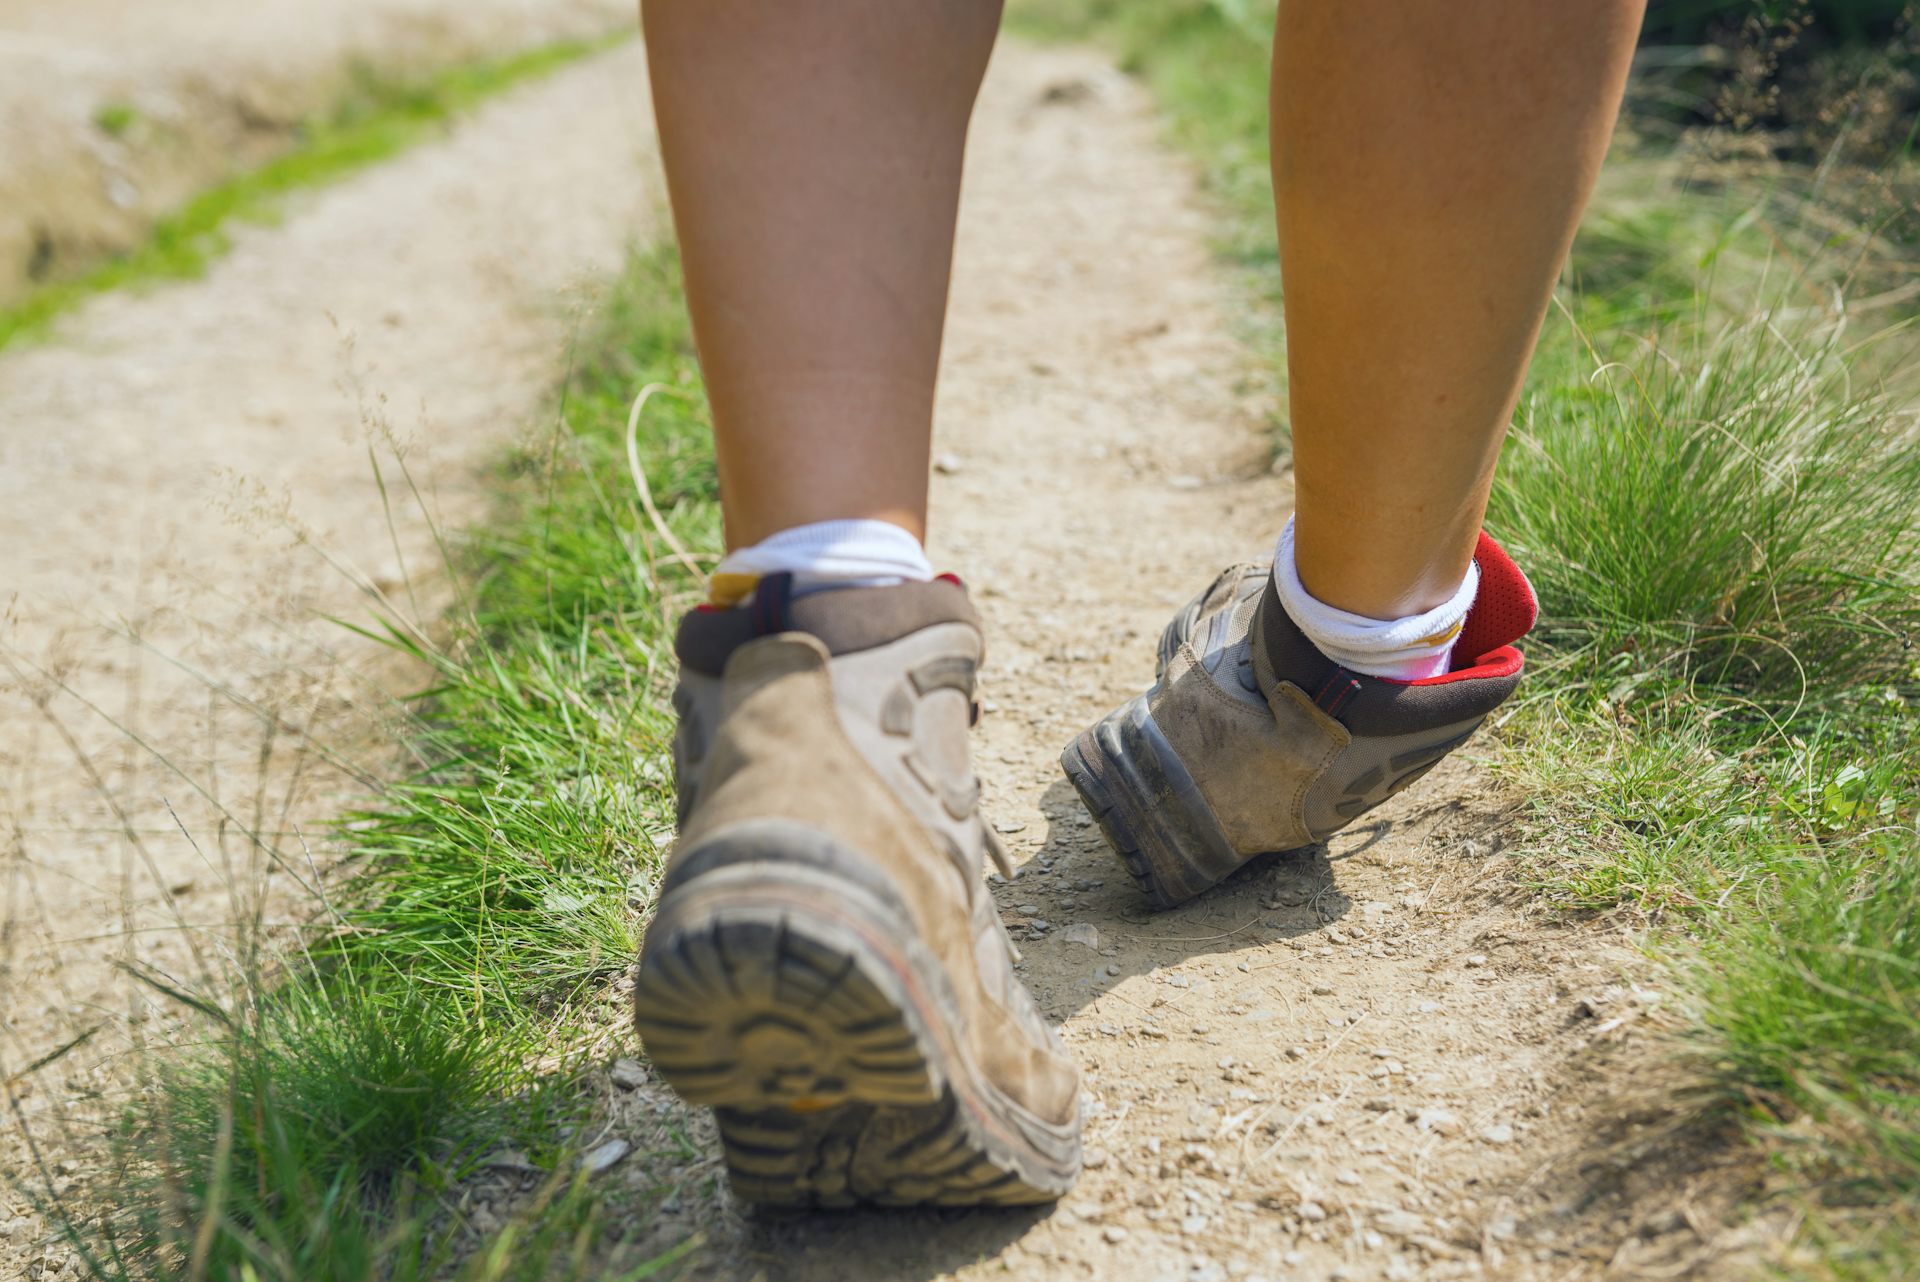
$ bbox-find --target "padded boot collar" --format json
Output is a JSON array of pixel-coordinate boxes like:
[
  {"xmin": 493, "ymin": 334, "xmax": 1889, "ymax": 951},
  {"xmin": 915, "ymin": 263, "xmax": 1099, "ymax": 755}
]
[{"xmin": 676, "ymin": 575, "xmax": 981, "ymax": 676}]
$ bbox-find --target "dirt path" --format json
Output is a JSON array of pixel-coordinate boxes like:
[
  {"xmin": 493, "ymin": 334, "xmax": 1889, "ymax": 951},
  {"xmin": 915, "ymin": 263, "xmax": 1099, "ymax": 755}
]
[
  {"xmin": 0, "ymin": 41, "xmax": 661, "ymax": 1271},
  {"xmin": 0, "ymin": 0, "xmax": 628, "ymax": 304},
  {"xmin": 613, "ymin": 43, "xmax": 1682, "ymax": 1282}
]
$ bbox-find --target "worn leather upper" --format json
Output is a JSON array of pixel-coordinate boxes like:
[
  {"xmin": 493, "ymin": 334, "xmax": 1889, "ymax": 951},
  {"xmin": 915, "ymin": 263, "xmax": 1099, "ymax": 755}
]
[
  {"xmin": 1152, "ymin": 538, "xmax": 1533, "ymax": 850},
  {"xmin": 669, "ymin": 581, "xmax": 1079, "ymax": 1129}
]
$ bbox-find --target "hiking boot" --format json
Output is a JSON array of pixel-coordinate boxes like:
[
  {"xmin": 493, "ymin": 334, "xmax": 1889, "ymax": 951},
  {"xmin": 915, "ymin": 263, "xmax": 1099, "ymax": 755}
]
[
  {"xmin": 632, "ymin": 575, "xmax": 1082, "ymax": 1208},
  {"xmin": 1063, "ymin": 533, "xmax": 1537, "ymax": 909}
]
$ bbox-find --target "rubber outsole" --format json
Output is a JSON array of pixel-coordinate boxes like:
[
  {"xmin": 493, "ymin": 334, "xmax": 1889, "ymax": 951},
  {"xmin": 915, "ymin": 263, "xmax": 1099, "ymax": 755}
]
[
  {"xmin": 1062, "ymin": 694, "xmax": 1253, "ymax": 911},
  {"xmin": 632, "ymin": 859, "xmax": 1079, "ymax": 1209}
]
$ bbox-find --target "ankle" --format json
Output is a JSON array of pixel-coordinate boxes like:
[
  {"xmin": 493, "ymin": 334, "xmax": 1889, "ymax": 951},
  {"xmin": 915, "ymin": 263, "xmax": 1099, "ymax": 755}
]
[{"xmin": 1271, "ymin": 517, "xmax": 1478, "ymax": 680}]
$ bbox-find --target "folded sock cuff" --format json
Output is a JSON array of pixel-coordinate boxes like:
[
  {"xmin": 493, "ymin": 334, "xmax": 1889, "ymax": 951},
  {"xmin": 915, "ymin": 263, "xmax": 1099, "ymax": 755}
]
[
  {"xmin": 714, "ymin": 518, "xmax": 934, "ymax": 594},
  {"xmin": 1272, "ymin": 517, "xmax": 1478, "ymax": 680}
]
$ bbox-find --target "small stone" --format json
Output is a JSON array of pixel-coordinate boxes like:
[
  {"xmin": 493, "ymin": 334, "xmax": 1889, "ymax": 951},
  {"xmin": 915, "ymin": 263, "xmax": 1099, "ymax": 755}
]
[
  {"xmin": 1414, "ymin": 1107, "xmax": 1464, "ymax": 1136},
  {"xmin": 608, "ymin": 1058, "xmax": 648, "ymax": 1089},
  {"xmin": 1297, "ymin": 1200, "xmax": 1328, "ymax": 1222},
  {"xmin": 1105, "ymin": 963, "xmax": 1122, "ymax": 977},
  {"xmin": 1182, "ymin": 1214, "xmax": 1210, "ymax": 1235},
  {"xmin": 1336, "ymin": 1170, "xmax": 1361, "ymax": 1186},
  {"xmin": 1192, "ymin": 1025, "xmax": 1210, "ymax": 1036},
  {"xmin": 1103, "ymin": 1226, "xmax": 1129, "ymax": 1245},
  {"xmin": 1285, "ymin": 1046, "xmax": 1307, "ymax": 1060},
  {"xmin": 480, "ymin": 1148, "xmax": 539, "ymax": 1171},
  {"xmin": 1479, "ymin": 1123, "xmax": 1516, "ymax": 1145},
  {"xmin": 1083, "ymin": 1146, "xmax": 1110, "ymax": 1170},
  {"xmin": 1312, "ymin": 984, "xmax": 1335, "ymax": 996},
  {"xmin": 997, "ymin": 820, "xmax": 1029, "ymax": 835},
  {"xmin": 934, "ymin": 452, "xmax": 965, "ymax": 474},
  {"xmin": 581, "ymin": 1139, "xmax": 631, "ymax": 1173},
  {"xmin": 1061, "ymin": 922, "xmax": 1100, "ymax": 950},
  {"xmin": 1465, "ymin": 954, "xmax": 1489, "ymax": 968},
  {"xmin": 167, "ymin": 876, "xmax": 196, "ymax": 896},
  {"xmin": 1376, "ymin": 1210, "xmax": 1428, "ymax": 1238},
  {"xmin": 1018, "ymin": 903, "xmax": 1043, "ymax": 915}
]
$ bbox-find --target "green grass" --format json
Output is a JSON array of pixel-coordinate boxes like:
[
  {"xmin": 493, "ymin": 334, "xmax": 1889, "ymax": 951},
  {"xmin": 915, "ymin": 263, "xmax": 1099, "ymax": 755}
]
[
  {"xmin": 93, "ymin": 101, "xmax": 139, "ymax": 139},
  {"xmin": 322, "ymin": 250, "xmax": 719, "ymax": 1017},
  {"xmin": 0, "ymin": 33, "xmax": 627, "ymax": 355},
  {"xmin": 55, "ymin": 246, "xmax": 716, "ymax": 1280},
  {"xmin": 1491, "ymin": 307, "xmax": 1920, "ymax": 699},
  {"xmin": 1015, "ymin": 0, "xmax": 1920, "ymax": 1271}
]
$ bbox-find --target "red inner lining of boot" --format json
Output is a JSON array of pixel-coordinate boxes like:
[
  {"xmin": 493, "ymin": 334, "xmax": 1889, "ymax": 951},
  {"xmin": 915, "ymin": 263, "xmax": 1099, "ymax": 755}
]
[{"xmin": 1392, "ymin": 531, "xmax": 1537, "ymax": 687}]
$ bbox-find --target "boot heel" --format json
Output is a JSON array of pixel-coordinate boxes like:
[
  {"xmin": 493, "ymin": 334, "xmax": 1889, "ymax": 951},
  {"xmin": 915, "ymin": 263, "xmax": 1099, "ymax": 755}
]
[{"xmin": 1062, "ymin": 694, "xmax": 1249, "ymax": 909}]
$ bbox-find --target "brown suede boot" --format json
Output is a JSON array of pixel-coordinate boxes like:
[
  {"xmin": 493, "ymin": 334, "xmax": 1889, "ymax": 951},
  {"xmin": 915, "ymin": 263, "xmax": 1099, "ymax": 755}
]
[
  {"xmin": 1064, "ymin": 533, "xmax": 1537, "ymax": 909},
  {"xmin": 632, "ymin": 575, "xmax": 1082, "ymax": 1208}
]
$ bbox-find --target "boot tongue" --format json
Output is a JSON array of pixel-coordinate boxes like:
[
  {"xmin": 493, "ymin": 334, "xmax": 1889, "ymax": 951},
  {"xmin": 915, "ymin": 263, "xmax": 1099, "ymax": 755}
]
[{"xmin": 1454, "ymin": 531, "xmax": 1538, "ymax": 663}]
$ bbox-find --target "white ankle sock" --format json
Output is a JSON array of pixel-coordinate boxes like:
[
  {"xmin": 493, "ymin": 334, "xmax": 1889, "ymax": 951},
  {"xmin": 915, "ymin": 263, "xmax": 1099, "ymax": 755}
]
[
  {"xmin": 1272, "ymin": 516, "xmax": 1479, "ymax": 681},
  {"xmin": 710, "ymin": 519, "xmax": 934, "ymax": 605}
]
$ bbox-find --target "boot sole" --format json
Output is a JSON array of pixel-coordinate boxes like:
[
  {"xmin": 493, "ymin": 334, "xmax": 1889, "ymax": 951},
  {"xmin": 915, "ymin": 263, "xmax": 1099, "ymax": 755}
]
[
  {"xmin": 633, "ymin": 852, "xmax": 1079, "ymax": 1208},
  {"xmin": 1062, "ymin": 694, "xmax": 1253, "ymax": 911}
]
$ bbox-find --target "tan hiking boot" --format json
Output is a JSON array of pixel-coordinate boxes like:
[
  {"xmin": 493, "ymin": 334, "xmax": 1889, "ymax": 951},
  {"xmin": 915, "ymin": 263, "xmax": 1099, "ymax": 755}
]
[
  {"xmin": 632, "ymin": 574, "xmax": 1082, "ymax": 1208},
  {"xmin": 1064, "ymin": 533, "xmax": 1537, "ymax": 909}
]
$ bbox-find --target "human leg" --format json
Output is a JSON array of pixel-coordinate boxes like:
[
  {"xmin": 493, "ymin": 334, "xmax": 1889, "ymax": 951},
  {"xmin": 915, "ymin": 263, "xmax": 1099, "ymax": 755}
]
[
  {"xmin": 633, "ymin": 1, "xmax": 1082, "ymax": 1209},
  {"xmin": 1067, "ymin": 1, "xmax": 1645, "ymax": 907}
]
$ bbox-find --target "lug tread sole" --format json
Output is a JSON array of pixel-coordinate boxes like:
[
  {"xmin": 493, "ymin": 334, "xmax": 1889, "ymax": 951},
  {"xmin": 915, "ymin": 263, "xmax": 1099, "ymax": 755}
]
[{"xmin": 634, "ymin": 896, "xmax": 1073, "ymax": 1209}]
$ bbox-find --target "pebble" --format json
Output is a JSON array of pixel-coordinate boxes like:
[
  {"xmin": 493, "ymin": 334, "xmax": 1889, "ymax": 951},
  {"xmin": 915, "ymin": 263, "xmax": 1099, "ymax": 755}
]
[
  {"xmin": 1465, "ymin": 954, "xmax": 1489, "ymax": 968},
  {"xmin": 480, "ymin": 1148, "xmax": 539, "ymax": 1171},
  {"xmin": 1335, "ymin": 1170, "xmax": 1360, "ymax": 1186},
  {"xmin": 1061, "ymin": 922, "xmax": 1100, "ymax": 950},
  {"xmin": 1084, "ymin": 1146, "xmax": 1110, "ymax": 1170},
  {"xmin": 1415, "ymin": 1106, "xmax": 1464, "ymax": 1136},
  {"xmin": 1297, "ymin": 1200, "xmax": 1329, "ymax": 1222},
  {"xmin": 1479, "ymin": 1123, "xmax": 1516, "ymax": 1145},
  {"xmin": 581, "ymin": 1139, "xmax": 631, "ymax": 1174},
  {"xmin": 608, "ymin": 1058, "xmax": 648, "ymax": 1090},
  {"xmin": 997, "ymin": 820, "xmax": 1029, "ymax": 835},
  {"xmin": 934, "ymin": 452, "xmax": 965, "ymax": 474},
  {"xmin": 1311, "ymin": 984, "xmax": 1335, "ymax": 996},
  {"xmin": 1018, "ymin": 903, "xmax": 1042, "ymax": 915},
  {"xmin": 1182, "ymin": 1214, "xmax": 1210, "ymax": 1235},
  {"xmin": 1285, "ymin": 1046, "xmax": 1307, "ymax": 1060},
  {"xmin": 1103, "ymin": 1226, "xmax": 1129, "ymax": 1245},
  {"xmin": 1376, "ymin": 1209, "xmax": 1428, "ymax": 1238}
]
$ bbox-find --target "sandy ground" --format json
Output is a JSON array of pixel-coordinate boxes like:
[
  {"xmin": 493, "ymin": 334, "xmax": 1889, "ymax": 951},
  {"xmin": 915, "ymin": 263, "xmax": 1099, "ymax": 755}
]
[
  {"xmin": 0, "ymin": 38, "xmax": 662, "ymax": 1274},
  {"xmin": 0, "ymin": 0, "xmax": 629, "ymax": 305},
  {"xmin": 0, "ymin": 23, "xmax": 1767, "ymax": 1282}
]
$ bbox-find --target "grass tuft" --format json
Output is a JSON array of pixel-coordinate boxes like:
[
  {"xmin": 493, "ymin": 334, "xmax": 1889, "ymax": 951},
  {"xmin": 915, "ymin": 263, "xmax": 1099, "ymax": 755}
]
[
  {"xmin": 1492, "ymin": 306, "xmax": 1920, "ymax": 701},
  {"xmin": 54, "ymin": 246, "xmax": 715, "ymax": 1280}
]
